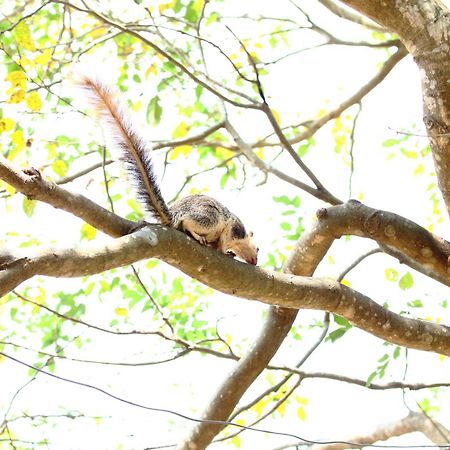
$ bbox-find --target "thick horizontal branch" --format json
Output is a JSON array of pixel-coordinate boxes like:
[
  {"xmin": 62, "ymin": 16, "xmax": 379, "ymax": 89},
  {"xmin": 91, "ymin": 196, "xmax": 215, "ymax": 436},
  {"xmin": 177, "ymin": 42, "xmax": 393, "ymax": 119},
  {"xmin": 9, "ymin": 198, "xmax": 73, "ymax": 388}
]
[
  {"xmin": 1, "ymin": 225, "xmax": 450, "ymax": 355},
  {"xmin": 0, "ymin": 156, "xmax": 134, "ymax": 237},
  {"xmin": 287, "ymin": 200, "xmax": 450, "ymax": 287}
]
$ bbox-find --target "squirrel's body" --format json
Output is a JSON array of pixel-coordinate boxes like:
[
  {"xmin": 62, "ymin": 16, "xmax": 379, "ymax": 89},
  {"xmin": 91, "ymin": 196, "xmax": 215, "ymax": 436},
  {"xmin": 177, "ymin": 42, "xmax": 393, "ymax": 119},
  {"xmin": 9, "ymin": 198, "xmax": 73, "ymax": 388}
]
[{"xmin": 78, "ymin": 75, "xmax": 258, "ymax": 265}]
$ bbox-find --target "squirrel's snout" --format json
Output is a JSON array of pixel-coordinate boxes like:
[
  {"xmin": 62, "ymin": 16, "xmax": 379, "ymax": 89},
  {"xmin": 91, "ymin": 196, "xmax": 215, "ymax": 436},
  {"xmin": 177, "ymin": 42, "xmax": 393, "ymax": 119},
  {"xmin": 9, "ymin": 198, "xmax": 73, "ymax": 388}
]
[{"xmin": 248, "ymin": 256, "xmax": 258, "ymax": 265}]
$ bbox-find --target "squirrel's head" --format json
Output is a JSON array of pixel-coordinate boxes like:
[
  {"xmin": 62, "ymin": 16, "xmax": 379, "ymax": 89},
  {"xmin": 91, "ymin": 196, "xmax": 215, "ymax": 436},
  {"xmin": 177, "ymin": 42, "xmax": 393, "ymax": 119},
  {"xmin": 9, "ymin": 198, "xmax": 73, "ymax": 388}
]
[{"xmin": 224, "ymin": 231, "xmax": 258, "ymax": 265}]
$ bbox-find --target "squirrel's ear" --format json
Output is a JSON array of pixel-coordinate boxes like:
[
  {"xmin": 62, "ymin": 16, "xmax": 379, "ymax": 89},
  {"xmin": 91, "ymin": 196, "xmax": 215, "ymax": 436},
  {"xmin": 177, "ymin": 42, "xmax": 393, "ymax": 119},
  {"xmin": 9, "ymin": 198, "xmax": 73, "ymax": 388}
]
[{"xmin": 249, "ymin": 231, "xmax": 254, "ymax": 237}]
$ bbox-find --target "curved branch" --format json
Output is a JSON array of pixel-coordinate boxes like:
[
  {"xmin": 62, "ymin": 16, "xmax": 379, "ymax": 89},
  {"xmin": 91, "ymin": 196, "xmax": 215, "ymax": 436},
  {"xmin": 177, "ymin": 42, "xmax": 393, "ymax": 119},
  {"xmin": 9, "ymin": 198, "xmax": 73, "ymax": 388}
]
[
  {"xmin": 1, "ymin": 224, "xmax": 450, "ymax": 354},
  {"xmin": 287, "ymin": 200, "xmax": 450, "ymax": 287},
  {"xmin": 274, "ymin": 411, "xmax": 450, "ymax": 450},
  {"xmin": 176, "ymin": 307, "xmax": 298, "ymax": 449}
]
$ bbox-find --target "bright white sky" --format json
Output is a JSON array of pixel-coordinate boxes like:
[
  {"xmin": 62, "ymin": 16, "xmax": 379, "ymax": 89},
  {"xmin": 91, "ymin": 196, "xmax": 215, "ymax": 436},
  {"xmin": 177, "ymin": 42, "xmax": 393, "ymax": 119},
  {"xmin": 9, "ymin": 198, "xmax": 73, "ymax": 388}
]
[{"xmin": 1, "ymin": 0, "xmax": 450, "ymax": 449}]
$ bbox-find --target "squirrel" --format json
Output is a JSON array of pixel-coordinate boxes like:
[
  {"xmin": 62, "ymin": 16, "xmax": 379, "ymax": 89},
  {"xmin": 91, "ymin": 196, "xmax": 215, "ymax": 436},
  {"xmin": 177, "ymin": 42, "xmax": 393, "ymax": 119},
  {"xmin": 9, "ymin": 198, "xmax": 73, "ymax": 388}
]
[{"xmin": 77, "ymin": 75, "xmax": 258, "ymax": 265}]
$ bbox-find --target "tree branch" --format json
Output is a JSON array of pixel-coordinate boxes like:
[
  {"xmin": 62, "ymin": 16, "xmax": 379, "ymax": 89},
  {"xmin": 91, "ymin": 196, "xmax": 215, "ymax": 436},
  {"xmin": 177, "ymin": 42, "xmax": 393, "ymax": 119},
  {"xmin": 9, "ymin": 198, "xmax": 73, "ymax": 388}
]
[
  {"xmin": 317, "ymin": 0, "xmax": 386, "ymax": 31},
  {"xmin": 1, "ymin": 221, "xmax": 449, "ymax": 351},
  {"xmin": 274, "ymin": 411, "xmax": 450, "ymax": 449},
  {"xmin": 0, "ymin": 156, "xmax": 134, "ymax": 237},
  {"xmin": 255, "ymin": 45, "xmax": 408, "ymax": 148}
]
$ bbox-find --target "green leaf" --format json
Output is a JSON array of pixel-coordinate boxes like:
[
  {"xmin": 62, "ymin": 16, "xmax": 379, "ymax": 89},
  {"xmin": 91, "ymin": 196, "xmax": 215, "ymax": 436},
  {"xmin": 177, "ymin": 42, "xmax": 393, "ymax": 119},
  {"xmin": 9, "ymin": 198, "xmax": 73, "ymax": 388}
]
[
  {"xmin": 273, "ymin": 195, "xmax": 290, "ymax": 205},
  {"xmin": 333, "ymin": 314, "xmax": 351, "ymax": 328},
  {"xmin": 146, "ymin": 96, "xmax": 163, "ymax": 125},
  {"xmin": 220, "ymin": 172, "xmax": 229, "ymax": 189},
  {"xmin": 273, "ymin": 195, "xmax": 300, "ymax": 207},
  {"xmin": 384, "ymin": 268, "xmax": 398, "ymax": 282},
  {"xmin": 327, "ymin": 327, "xmax": 349, "ymax": 342},
  {"xmin": 366, "ymin": 371, "xmax": 377, "ymax": 387},
  {"xmin": 407, "ymin": 299, "xmax": 423, "ymax": 308},
  {"xmin": 185, "ymin": 0, "xmax": 200, "ymax": 23},
  {"xmin": 297, "ymin": 143, "xmax": 309, "ymax": 157},
  {"xmin": 23, "ymin": 198, "xmax": 36, "ymax": 217},
  {"xmin": 400, "ymin": 148, "xmax": 417, "ymax": 159},
  {"xmin": 382, "ymin": 138, "xmax": 399, "ymax": 147},
  {"xmin": 399, "ymin": 272, "xmax": 414, "ymax": 290}
]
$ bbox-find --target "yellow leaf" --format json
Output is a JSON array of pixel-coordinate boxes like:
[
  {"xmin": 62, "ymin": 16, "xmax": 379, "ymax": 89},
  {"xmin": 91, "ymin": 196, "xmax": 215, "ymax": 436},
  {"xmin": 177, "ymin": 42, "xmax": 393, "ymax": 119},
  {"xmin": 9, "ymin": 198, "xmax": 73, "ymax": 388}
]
[
  {"xmin": 277, "ymin": 401, "xmax": 286, "ymax": 416},
  {"xmin": 129, "ymin": 100, "xmax": 142, "ymax": 112},
  {"xmin": 11, "ymin": 129, "xmax": 25, "ymax": 151},
  {"xmin": 193, "ymin": 0, "xmax": 204, "ymax": 13},
  {"xmin": 295, "ymin": 395, "xmax": 309, "ymax": 405},
  {"xmin": 215, "ymin": 146, "xmax": 234, "ymax": 159},
  {"xmin": 88, "ymin": 27, "xmax": 107, "ymax": 40},
  {"xmin": 19, "ymin": 56, "xmax": 33, "ymax": 68},
  {"xmin": 145, "ymin": 64, "xmax": 158, "ymax": 78},
  {"xmin": 26, "ymin": 91, "xmax": 42, "ymax": 112},
  {"xmin": 340, "ymin": 278, "xmax": 351, "ymax": 287},
  {"xmin": 52, "ymin": 159, "xmax": 68, "ymax": 177},
  {"xmin": 249, "ymin": 50, "xmax": 259, "ymax": 62},
  {"xmin": 439, "ymin": 354, "xmax": 445, "ymax": 362},
  {"xmin": 172, "ymin": 121, "xmax": 189, "ymax": 138},
  {"xmin": 297, "ymin": 406, "xmax": 306, "ymax": 421},
  {"xmin": 230, "ymin": 435, "xmax": 241, "ymax": 448},
  {"xmin": 0, "ymin": 180, "xmax": 15, "ymax": 195},
  {"xmin": 8, "ymin": 89, "xmax": 26, "ymax": 104},
  {"xmin": 5, "ymin": 70, "xmax": 27, "ymax": 90},
  {"xmin": 159, "ymin": 0, "xmax": 177, "ymax": 13},
  {"xmin": 170, "ymin": 145, "xmax": 192, "ymax": 160},
  {"xmin": 14, "ymin": 21, "xmax": 36, "ymax": 51},
  {"xmin": 414, "ymin": 163, "xmax": 424, "ymax": 176},
  {"xmin": 81, "ymin": 222, "xmax": 97, "ymax": 241},
  {"xmin": 115, "ymin": 307, "xmax": 128, "ymax": 317},
  {"xmin": 46, "ymin": 142, "xmax": 57, "ymax": 159},
  {"xmin": 271, "ymin": 108, "xmax": 281, "ymax": 126},
  {"xmin": 254, "ymin": 147, "xmax": 265, "ymax": 159},
  {"xmin": 0, "ymin": 118, "xmax": 15, "ymax": 133},
  {"xmin": 35, "ymin": 49, "xmax": 52, "ymax": 66},
  {"xmin": 252, "ymin": 397, "xmax": 268, "ymax": 415}
]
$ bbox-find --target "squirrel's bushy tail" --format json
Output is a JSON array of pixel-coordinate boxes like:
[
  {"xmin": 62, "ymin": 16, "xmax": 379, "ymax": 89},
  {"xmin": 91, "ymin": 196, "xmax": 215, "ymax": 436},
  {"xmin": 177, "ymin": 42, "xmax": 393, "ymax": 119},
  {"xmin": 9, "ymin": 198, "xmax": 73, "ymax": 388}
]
[{"xmin": 77, "ymin": 75, "xmax": 172, "ymax": 226}]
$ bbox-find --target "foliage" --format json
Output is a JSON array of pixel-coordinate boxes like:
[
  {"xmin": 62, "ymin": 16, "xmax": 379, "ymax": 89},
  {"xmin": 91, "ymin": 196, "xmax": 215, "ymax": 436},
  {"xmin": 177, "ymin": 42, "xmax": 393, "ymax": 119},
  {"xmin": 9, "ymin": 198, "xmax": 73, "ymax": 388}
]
[{"xmin": 0, "ymin": 0, "xmax": 449, "ymax": 449}]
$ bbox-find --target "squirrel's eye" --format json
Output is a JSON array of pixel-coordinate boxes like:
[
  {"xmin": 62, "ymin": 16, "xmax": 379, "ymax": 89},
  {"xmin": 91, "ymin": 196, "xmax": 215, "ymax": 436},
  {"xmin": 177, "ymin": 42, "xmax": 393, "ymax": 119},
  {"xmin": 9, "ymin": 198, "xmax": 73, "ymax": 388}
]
[{"xmin": 227, "ymin": 250, "xmax": 236, "ymax": 258}]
